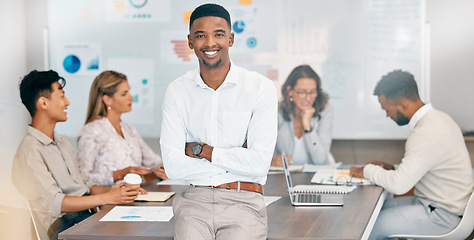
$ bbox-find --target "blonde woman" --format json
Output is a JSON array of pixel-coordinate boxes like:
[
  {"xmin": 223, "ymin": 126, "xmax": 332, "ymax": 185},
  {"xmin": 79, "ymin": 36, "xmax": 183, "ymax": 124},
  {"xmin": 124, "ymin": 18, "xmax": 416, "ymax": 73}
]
[{"xmin": 77, "ymin": 70, "xmax": 167, "ymax": 187}]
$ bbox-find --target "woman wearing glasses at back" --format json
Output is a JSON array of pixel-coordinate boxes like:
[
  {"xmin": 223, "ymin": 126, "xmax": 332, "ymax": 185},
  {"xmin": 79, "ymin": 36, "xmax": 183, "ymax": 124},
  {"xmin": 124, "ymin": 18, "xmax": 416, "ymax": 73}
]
[{"xmin": 272, "ymin": 65, "xmax": 334, "ymax": 167}]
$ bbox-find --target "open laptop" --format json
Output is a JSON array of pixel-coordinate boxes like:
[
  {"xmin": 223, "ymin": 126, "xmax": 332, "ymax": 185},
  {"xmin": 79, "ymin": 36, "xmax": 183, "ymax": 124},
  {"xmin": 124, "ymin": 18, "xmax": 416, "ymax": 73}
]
[{"xmin": 282, "ymin": 153, "xmax": 344, "ymax": 206}]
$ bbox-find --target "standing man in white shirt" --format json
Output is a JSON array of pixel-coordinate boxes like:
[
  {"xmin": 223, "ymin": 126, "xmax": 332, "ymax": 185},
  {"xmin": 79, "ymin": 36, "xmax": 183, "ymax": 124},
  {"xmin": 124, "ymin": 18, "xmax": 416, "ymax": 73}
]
[
  {"xmin": 350, "ymin": 70, "xmax": 473, "ymax": 239},
  {"xmin": 160, "ymin": 3, "xmax": 277, "ymax": 240}
]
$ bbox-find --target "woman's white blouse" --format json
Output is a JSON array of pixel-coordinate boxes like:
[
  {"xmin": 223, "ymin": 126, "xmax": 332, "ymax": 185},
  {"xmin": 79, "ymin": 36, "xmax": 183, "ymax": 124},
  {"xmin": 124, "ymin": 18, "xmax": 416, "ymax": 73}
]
[
  {"xmin": 76, "ymin": 118, "xmax": 162, "ymax": 186},
  {"xmin": 291, "ymin": 135, "xmax": 311, "ymax": 165}
]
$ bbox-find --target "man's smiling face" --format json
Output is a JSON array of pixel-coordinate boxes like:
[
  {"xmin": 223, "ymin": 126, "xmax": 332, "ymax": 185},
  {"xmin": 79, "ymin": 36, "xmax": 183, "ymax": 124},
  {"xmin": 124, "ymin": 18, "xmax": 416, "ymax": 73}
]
[{"xmin": 188, "ymin": 16, "xmax": 234, "ymax": 69}]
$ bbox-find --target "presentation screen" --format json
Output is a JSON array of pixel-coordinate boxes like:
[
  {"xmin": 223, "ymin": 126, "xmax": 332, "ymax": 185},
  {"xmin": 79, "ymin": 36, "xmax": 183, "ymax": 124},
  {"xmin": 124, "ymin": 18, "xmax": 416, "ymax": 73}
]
[{"xmin": 49, "ymin": 0, "xmax": 426, "ymax": 139}]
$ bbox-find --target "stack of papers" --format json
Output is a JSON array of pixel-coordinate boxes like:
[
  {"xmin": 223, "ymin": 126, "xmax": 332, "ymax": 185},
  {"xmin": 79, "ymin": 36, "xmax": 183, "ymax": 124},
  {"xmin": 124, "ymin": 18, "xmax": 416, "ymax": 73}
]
[
  {"xmin": 135, "ymin": 192, "xmax": 175, "ymax": 202},
  {"xmin": 311, "ymin": 169, "xmax": 373, "ymax": 185},
  {"xmin": 269, "ymin": 165, "xmax": 304, "ymax": 172}
]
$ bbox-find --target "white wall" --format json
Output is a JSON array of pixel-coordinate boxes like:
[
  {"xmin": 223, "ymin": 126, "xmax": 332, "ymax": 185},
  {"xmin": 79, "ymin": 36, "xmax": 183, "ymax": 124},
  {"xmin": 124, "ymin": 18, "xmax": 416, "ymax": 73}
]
[
  {"xmin": 427, "ymin": 0, "xmax": 474, "ymax": 131},
  {"xmin": 0, "ymin": 0, "xmax": 43, "ymax": 239},
  {"xmin": 25, "ymin": 0, "xmax": 49, "ymax": 70},
  {"xmin": 0, "ymin": 0, "xmax": 27, "ymax": 212}
]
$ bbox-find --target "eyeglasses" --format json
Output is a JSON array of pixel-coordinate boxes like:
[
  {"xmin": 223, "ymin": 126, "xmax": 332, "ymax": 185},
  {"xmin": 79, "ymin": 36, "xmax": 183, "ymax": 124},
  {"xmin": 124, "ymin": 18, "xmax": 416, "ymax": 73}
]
[
  {"xmin": 334, "ymin": 176, "xmax": 363, "ymax": 186},
  {"xmin": 293, "ymin": 90, "xmax": 317, "ymax": 98}
]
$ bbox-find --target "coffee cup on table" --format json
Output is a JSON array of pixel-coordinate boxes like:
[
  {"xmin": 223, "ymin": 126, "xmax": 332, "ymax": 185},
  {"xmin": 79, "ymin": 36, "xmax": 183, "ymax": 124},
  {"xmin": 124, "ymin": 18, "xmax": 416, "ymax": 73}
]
[{"xmin": 123, "ymin": 173, "xmax": 142, "ymax": 189}]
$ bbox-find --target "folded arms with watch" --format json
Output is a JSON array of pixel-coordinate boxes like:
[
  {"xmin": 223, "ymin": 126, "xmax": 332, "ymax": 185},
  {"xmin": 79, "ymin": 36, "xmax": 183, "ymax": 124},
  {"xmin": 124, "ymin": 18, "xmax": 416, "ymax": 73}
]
[{"xmin": 185, "ymin": 142, "xmax": 210, "ymax": 161}]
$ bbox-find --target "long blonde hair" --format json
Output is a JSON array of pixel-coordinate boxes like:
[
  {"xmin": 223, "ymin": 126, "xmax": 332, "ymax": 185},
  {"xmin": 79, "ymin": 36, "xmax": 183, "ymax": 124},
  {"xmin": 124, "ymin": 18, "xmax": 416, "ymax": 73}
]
[{"xmin": 85, "ymin": 70, "xmax": 127, "ymax": 124}]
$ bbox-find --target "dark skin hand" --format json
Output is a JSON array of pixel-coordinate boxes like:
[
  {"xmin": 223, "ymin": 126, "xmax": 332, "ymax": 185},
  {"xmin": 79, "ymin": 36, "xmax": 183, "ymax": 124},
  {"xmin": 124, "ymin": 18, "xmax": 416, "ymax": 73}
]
[
  {"xmin": 185, "ymin": 142, "xmax": 212, "ymax": 161},
  {"xmin": 350, "ymin": 160, "xmax": 394, "ymax": 178},
  {"xmin": 349, "ymin": 166, "xmax": 364, "ymax": 178}
]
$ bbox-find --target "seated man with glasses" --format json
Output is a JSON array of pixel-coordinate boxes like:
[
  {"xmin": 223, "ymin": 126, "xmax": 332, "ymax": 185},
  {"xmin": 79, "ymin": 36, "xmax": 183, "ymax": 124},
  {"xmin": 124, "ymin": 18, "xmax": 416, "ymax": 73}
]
[
  {"xmin": 350, "ymin": 70, "xmax": 473, "ymax": 239},
  {"xmin": 272, "ymin": 64, "xmax": 334, "ymax": 167}
]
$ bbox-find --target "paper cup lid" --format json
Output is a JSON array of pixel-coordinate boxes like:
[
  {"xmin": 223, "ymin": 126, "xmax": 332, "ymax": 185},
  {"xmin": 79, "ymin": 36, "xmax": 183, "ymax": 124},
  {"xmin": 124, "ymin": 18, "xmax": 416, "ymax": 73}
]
[{"xmin": 124, "ymin": 173, "xmax": 142, "ymax": 184}]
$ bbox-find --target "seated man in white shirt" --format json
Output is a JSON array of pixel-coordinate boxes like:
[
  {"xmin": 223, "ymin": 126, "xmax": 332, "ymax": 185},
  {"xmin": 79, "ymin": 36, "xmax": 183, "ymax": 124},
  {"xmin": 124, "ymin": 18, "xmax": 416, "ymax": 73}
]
[
  {"xmin": 160, "ymin": 3, "xmax": 278, "ymax": 240},
  {"xmin": 12, "ymin": 70, "xmax": 141, "ymax": 240},
  {"xmin": 350, "ymin": 70, "xmax": 473, "ymax": 239}
]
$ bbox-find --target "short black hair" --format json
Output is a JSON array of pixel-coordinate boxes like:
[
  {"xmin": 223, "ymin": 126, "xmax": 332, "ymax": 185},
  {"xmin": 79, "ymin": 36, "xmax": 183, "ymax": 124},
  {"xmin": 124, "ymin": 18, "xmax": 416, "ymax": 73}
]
[
  {"xmin": 373, "ymin": 69, "xmax": 419, "ymax": 101},
  {"xmin": 189, "ymin": 3, "xmax": 231, "ymax": 30},
  {"xmin": 19, "ymin": 70, "xmax": 66, "ymax": 117}
]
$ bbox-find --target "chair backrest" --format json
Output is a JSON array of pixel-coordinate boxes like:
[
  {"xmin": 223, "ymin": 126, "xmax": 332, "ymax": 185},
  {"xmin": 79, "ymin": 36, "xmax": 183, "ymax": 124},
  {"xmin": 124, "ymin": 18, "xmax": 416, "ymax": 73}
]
[
  {"xmin": 388, "ymin": 190, "xmax": 474, "ymax": 240},
  {"xmin": 447, "ymin": 190, "xmax": 474, "ymax": 239},
  {"xmin": 27, "ymin": 201, "xmax": 42, "ymax": 240},
  {"xmin": 327, "ymin": 152, "xmax": 336, "ymax": 164}
]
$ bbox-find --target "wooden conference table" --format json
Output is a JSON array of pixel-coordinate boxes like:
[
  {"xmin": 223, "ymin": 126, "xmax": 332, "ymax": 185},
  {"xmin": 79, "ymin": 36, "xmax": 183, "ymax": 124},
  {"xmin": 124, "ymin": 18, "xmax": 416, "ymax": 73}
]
[{"xmin": 59, "ymin": 172, "xmax": 386, "ymax": 240}]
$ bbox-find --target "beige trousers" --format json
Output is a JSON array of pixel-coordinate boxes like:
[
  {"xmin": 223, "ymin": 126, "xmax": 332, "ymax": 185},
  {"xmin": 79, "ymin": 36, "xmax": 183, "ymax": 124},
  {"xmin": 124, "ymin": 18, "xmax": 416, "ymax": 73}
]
[{"xmin": 173, "ymin": 186, "xmax": 267, "ymax": 240}]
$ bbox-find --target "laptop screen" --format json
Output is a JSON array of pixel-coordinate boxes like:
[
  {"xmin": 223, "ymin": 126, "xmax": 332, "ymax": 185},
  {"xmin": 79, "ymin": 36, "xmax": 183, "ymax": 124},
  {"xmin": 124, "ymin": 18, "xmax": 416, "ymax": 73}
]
[
  {"xmin": 282, "ymin": 153, "xmax": 293, "ymax": 190},
  {"xmin": 281, "ymin": 152, "xmax": 344, "ymax": 206}
]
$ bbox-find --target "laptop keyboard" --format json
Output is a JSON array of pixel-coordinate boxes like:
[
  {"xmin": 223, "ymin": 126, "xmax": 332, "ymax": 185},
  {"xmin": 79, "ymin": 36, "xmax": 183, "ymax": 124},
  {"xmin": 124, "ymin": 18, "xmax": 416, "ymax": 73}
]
[{"xmin": 294, "ymin": 193, "xmax": 320, "ymax": 203}]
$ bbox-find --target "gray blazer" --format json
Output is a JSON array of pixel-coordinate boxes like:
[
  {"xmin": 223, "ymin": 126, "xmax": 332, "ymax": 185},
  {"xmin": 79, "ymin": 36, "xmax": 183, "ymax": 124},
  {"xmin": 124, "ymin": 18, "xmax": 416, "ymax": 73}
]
[{"xmin": 273, "ymin": 103, "xmax": 334, "ymax": 164}]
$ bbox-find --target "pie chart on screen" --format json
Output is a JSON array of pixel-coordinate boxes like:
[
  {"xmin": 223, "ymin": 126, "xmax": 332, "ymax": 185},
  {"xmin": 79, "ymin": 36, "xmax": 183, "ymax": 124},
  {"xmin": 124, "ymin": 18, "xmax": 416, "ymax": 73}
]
[
  {"xmin": 129, "ymin": 0, "xmax": 147, "ymax": 8},
  {"xmin": 63, "ymin": 55, "xmax": 81, "ymax": 74},
  {"xmin": 233, "ymin": 21, "xmax": 245, "ymax": 34}
]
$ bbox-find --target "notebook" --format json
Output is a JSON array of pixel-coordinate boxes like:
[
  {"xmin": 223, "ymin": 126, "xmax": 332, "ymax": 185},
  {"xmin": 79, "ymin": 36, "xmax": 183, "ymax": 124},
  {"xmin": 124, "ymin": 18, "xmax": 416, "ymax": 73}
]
[
  {"xmin": 269, "ymin": 164, "xmax": 304, "ymax": 172},
  {"xmin": 282, "ymin": 154, "xmax": 351, "ymax": 206},
  {"xmin": 135, "ymin": 192, "xmax": 175, "ymax": 202}
]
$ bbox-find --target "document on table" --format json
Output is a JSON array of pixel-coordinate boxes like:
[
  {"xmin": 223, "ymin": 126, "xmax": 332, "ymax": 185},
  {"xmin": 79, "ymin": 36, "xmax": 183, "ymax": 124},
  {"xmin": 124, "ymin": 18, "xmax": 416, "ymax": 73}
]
[
  {"xmin": 311, "ymin": 169, "xmax": 373, "ymax": 185},
  {"xmin": 100, "ymin": 206, "xmax": 174, "ymax": 222}
]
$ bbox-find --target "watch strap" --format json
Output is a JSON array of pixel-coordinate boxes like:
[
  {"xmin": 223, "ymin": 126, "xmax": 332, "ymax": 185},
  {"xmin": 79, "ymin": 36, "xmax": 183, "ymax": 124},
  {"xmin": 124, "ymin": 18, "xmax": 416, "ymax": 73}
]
[{"xmin": 198, "ymin": 143, "xmax": 207, "ymax": 157}]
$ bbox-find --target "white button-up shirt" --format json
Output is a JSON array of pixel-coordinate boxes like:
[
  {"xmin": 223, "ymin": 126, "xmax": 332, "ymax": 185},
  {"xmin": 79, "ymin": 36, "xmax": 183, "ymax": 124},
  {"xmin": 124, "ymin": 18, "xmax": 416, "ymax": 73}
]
[{"xmin": 160, "ymin": 63, "xmax": 278, "ymax": 186}]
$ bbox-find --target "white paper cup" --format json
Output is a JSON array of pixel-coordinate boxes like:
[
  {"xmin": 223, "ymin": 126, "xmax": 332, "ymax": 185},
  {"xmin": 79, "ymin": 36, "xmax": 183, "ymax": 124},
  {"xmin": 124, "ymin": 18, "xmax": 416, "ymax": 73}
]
[{"xmin": 123, "ymin": 173, "xmax": 142, "ymax": 188}]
